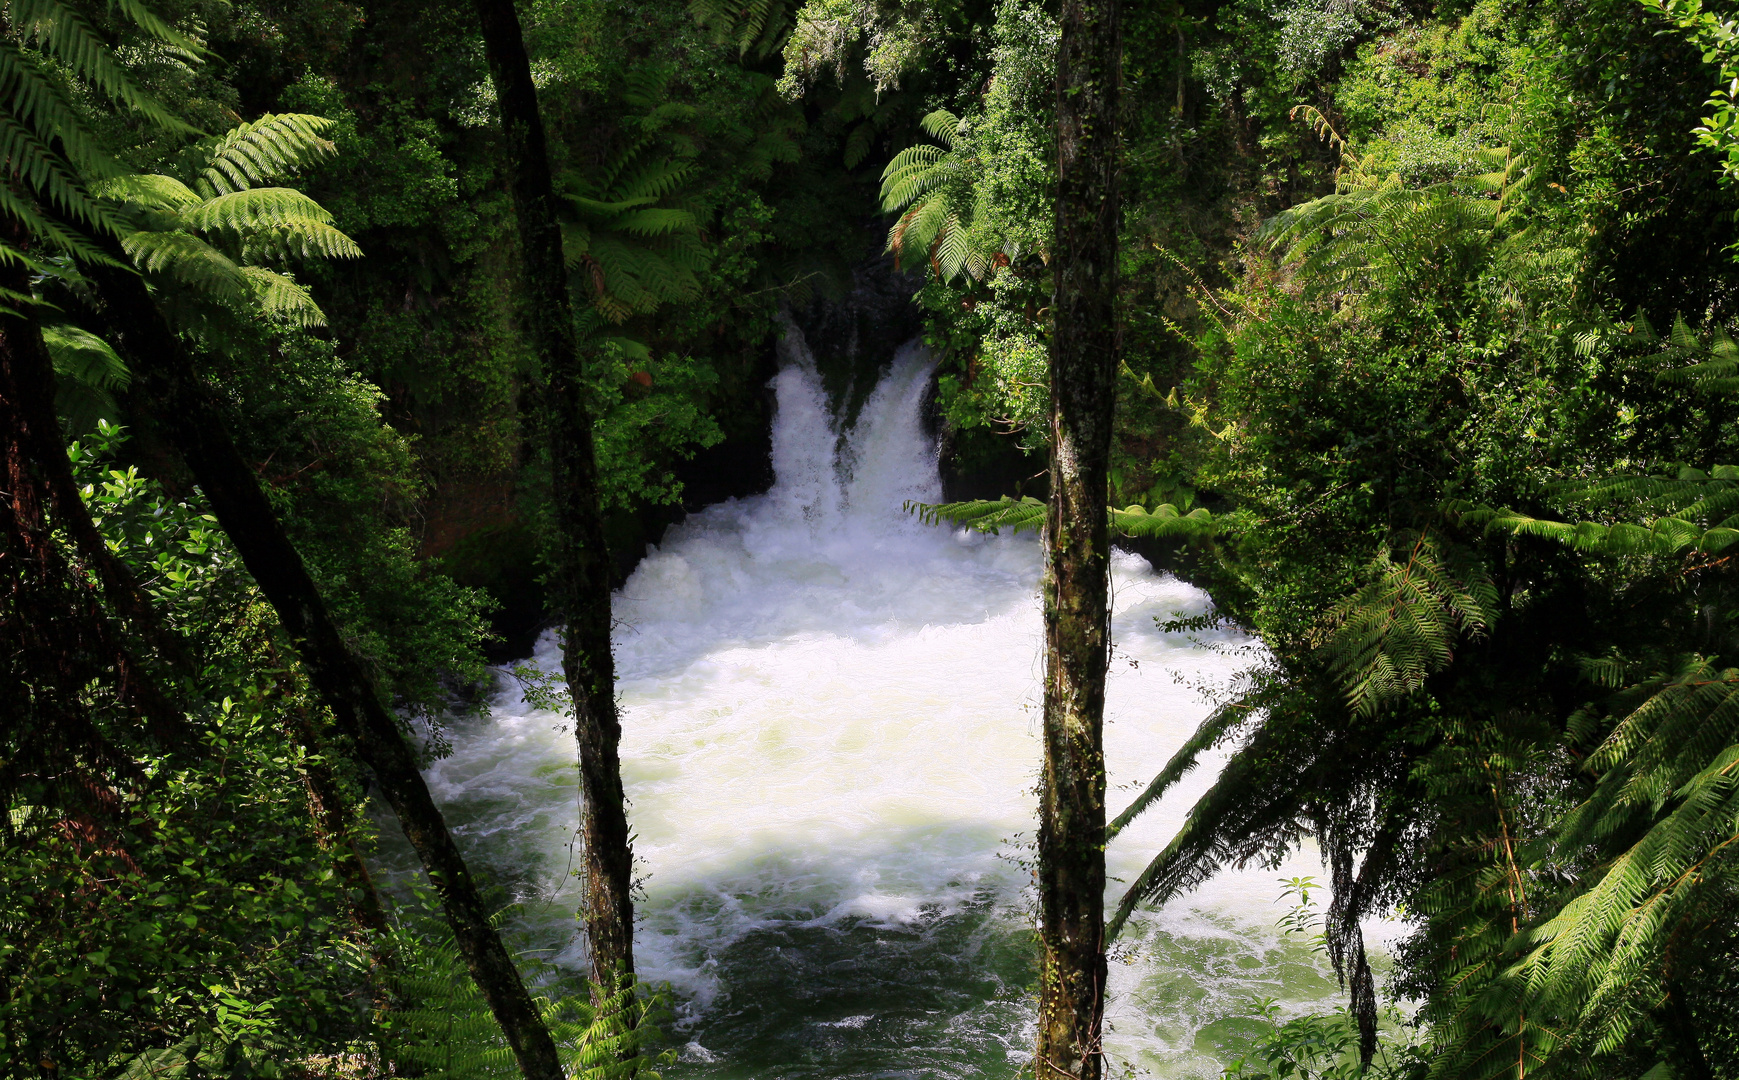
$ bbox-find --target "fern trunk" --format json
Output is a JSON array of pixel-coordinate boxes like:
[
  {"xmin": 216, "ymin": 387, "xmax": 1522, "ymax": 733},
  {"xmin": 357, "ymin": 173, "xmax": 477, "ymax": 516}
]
[
  {"xmin": 1036, "ymin": 0, "xmax": 1120, "ymax": 1076},
  {"xmin": 472, "ymin": 0, "xmax": 638, "ymax": 994},
  {"xmin": 85, "ymin": 264, "xmax": 567, "ymax": 1080}
]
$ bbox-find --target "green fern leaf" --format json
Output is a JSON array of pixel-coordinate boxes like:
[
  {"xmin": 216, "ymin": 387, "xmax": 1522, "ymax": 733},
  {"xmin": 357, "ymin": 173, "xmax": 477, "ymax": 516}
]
[
  {"xmin": 194, "ymin": 113, "xmax": 337, "ymax": 197},
  {"xmin": 1316, "ymin": 531, "xmax": 1495, "ymax": 716}
]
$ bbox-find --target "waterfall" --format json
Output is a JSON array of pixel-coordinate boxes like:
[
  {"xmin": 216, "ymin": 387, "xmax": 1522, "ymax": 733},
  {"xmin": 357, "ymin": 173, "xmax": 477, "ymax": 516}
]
[
  {"xmin": 408, "ymin": 325, "xmax": 1383, "ymax": 1079},
  {"xmin": 761, "ymin": 328, "xmax": 939, "ymax": 538}
]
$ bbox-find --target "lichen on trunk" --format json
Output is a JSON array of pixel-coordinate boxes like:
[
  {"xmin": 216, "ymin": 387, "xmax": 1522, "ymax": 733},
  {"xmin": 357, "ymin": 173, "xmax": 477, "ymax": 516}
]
[
  {"xmin": 471, "ymin": 0, "xmax": 638, "ymax": 998},
  {"xmin": 1036, "ymin": 0, "xmax": 1121, "ymax": 1075}
]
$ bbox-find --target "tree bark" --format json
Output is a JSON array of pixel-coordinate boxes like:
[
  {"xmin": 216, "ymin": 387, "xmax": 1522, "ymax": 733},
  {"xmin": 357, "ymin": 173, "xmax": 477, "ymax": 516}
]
[
  {"xmin": 0, "ymin": 247, "xmax": 184, "ymax": 749},
  {"xmin": 85, "ymin": 263, "xmax": 566, "ymax": 1080},
  {"xmin": 1037, "ymin": 0, "xmax": 1120, "ymax": 1076},
  {"xmin": 1658, "ymin": 978, "xmax": 1714, "ymax": 1080},
  {"xmin": 0, "ymin": 238, "xmax": 189, "ymax": 696},
  {"xmin": 472, "ymin": 0, "xmax": 637, "ymax": 993}
]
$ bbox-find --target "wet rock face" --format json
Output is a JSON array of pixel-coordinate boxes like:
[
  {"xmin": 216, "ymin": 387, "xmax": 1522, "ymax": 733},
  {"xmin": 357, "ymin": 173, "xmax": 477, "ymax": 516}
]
[{"xmin": 788, "ymin": 254, "xmax": 926, "ymax": 429}]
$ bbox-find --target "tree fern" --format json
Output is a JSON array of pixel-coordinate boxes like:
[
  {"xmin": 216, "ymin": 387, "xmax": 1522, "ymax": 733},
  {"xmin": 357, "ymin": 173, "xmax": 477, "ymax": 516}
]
[
  {"xmin": 1425, "ymin": 661, "xmax": 1739, "ymax": 1077},
  {"xmin": 96, "ymin": 114, "xmax": 359, "ymax": 327},
  {"xmin": 1105, "ymin": 677, "xmax": 1275, "ymax": 843},
  {"xmin": 1104, "ymin": 678, "xmax": 1335, "ymax": 941},
  {"xmin": 1418, "ymin": 318, "xmax": 1739, "ymax": 1079},
  {"xmin": 1257, "ymin": 121, "xmax": 1564, "ymax": 313},
  {"xmin": 191, "ymin": 113, "xmax": 339, "ymax": 197},
  {"xmin": 878, "ymin": 109, "xmax": 1000, "ymax": 282},
  {"xmin": 0, "ymin": 0, "xmax": 202, "ymax": 302}
]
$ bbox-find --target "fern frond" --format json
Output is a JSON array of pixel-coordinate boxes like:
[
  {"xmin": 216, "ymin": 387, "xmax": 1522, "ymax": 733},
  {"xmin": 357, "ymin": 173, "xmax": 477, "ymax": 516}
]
[
  {"xmin": 1107, "ymin": 684, "xmax": 1323, "ymax": 940},
  {"xmin": 689, "ymin": 0, "xmax": 796, "ymax": 58},
  {"xmin": 843, "ymin": 120, "xmax": 877, "ymax": 169},
  {"xmin": 611, "ymin": 207, "xmax": 698, "ymax": 238},
  {"xmin": 94, "ymin": 172, "xmax": 202, "ymax": 213},
  {"xmin": 1316, "ymin": 531, "xmax": 1496, "ymax": 716},
  {"xmin": 105, "ymin": 0, "xmax": 205, "ymax": 53},
  {"xmin": 121, "ymin": 230, "xmax": 250, "ymax": 302},
  {"xmin": 180, "ymin": 186, "xmax": 331, "ymax": 233},
  {"xmin": 1468, "ymin": 490, "xmax": 1739, "ymax": 556},
  {"xmin": 43, "ymin": 323, "xmax": 128, "ymax": 431},
  {"xmin": 0, "ymin": 183, "xmax": 120, "ymax": 269},
  {"xmin": 381, "ymin": 929, "xmax": 674, "ymax": 1080},
  {"xmin": 1504, "ymin": 673, "xmax": 1739, "ymax": 1058},
  {"xmin": 193, "ymin": 113, "xmax": 337, "ymax": 197},
  {"xmin": 908, "ymin": 495, "xmax": 1044, "ymax": 534},
  {"xmin": 609, "ymin": 158, "xmax": 693, "ymax": 203},
  {"xmin": 235, "ymin": 218, "xmax": 363, "ymax": 263},
  {"xmin": 1107, "ymin": 693, "xmax": 1261, "ymax": 841},
  {"xmin": 0, "ymin": 98, "xmax": 128, "ymax": 235},
  {"xmin": 1110, "ymin": 503, "xmax": 1217, "ymax": 538},
  {"xmin": 1652, "ymin": 317, "xmax": 1739, "ymax": 395},
  {"xmin": 9, "ymin": 0, "xmax": 199, "ymax": 138},
  {"xmin": 1289, "ymin": 104, "xmax": 1347, "ymax": 154},
  {"xmin": 907, "ymin": 498, "xmax": 1218, "ymax": 539},
  {"xmin": 239, "ymin": 266, "xmax": 326, "ymax": 326},
  {"xmin": 918, "ymin": 108, "xmax": 961, "ymax": 146},
  {"xmin": 878, "ymin": 146, "xmax": 948, "ymax": 212},
  {"xmin": 557, "ymin": 136, "xmax": 709, "ymax": 316}
]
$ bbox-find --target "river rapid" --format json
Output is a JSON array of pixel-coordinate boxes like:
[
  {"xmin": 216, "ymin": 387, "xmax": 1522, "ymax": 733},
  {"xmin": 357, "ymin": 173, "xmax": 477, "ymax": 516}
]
[{"xmin": 403, "ymin": 330, "xmax": 1368, "ymax": 1078}]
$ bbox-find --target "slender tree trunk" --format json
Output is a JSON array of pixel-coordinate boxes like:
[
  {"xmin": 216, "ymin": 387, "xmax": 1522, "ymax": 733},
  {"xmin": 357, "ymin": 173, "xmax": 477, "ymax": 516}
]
[
  {"xmin": 472, "ymin": 0, "xmax": 636, "ymax": 993},
  {"xmin": 1658, "ymin": 979, "xmax": 1714, "ymax": 1080},
  {"xmin": 0, "ymin": 284, "xmax": 161, "ymax": 795},
  {"xmin": 1037, "ymin": 0, "xmax": 1120, "ymax": 1076},
  {"xmin": 0, "ymin": 236, "xmax": 189, "ymax": 695},
  {"xmin": 85, "ymin": 264, "xmax": 566, "ymax": 1080},
  {"xmin": 0, "ymin": 248, "xmax": 184, "ymax": 746}
]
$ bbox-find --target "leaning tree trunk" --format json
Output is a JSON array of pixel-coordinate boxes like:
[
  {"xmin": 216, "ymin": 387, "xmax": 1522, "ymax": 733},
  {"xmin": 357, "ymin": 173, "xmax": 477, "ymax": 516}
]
[
  {"xmin": 86, "ymin": 263, "xmax": 567, "ymax": 1080},
  {"xmin": 472, "ymin": 0, "xmax": 637, "ymax": 994},
  {"xmin": 1036, "ymin": 0, "xmax": 1121, "ymax": 1076}
]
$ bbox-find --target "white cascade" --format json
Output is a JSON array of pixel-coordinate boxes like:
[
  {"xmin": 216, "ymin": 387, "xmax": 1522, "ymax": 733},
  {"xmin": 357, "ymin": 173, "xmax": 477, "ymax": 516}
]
[{"xmin": 411, "ymin": 325, "xmax": 1385, "ymax": 1078}]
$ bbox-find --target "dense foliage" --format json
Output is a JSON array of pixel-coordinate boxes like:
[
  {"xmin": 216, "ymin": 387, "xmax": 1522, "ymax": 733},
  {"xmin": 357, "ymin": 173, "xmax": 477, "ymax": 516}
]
[
  {"xmin": 901, "ymin": 0, "xmax": 1739, "ymax": 1075},
  {"xmin": 9, "ymin": 0, "xmax": 1739, "ymax": 1074}
]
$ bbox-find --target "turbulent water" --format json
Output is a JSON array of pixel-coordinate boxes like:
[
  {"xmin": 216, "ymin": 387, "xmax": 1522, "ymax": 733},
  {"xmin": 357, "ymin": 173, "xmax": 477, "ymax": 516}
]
[{"xmin": 404, "ymin": 329, "xmax": 1379, "ymax": 1078}]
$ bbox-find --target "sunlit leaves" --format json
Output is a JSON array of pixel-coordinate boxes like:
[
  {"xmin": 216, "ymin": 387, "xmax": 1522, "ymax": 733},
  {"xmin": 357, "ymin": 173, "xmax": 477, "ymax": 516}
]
[
  {"xmin": 878, "ymin": 110, "xmax": 999, "ymax": 283},
  {"xmin": 907, "ymin": 495, "xmax": 1217, "ymax": 539},
  {"xmin": 1317, "ymin": 531, "xmax": 1495, "ymax": 717},
  {"xmin": 103, "ymin": 115, "xmax": 362, "ymax": 327}
]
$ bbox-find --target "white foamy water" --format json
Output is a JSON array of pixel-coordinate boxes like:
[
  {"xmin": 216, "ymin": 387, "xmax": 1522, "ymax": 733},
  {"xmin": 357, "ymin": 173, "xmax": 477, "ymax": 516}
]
[{"xmin": 414, "ymin": 329, "xmax": 1376, "ymax": 1078}]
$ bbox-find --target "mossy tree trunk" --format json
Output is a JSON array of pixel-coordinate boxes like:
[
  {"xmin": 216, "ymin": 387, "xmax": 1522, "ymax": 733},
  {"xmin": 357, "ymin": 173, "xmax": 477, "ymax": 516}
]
[
  {"xmin": 472, "ymin": 0, "xmax": 637, "ymax": 995},
  {"xmin": 86, "ymin": 263, "xmax": 567, "ymax": 1080},
  {"xmin": 1037, "ymin": 0, "xmax": 1121, "ymax": 1076}
]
